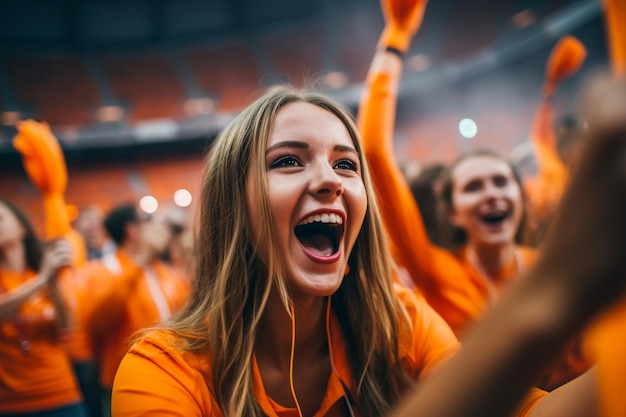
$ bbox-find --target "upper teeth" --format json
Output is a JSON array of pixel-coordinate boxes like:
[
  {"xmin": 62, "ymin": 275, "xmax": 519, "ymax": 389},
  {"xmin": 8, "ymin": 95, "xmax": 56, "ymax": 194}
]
[{"xmin": 299, "ymin": 213, "xmax": 343, "ymax": 225}]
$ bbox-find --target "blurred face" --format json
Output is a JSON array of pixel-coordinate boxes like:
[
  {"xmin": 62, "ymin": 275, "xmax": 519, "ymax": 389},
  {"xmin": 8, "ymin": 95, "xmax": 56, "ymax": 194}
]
[
  {"xmin": 0, "ymin": 202, "xmax": 26, "ymax": 248},
  {"xmin": 247, "ymin": 102, "xmax": 367, "ymax": 298},
  {"xmin": 448, "ymin": 156, "xmax": 523, "ymax": 248},
  {"xmin": 75, "ymin": 207, "xmax": 106, "ymax": 249}
]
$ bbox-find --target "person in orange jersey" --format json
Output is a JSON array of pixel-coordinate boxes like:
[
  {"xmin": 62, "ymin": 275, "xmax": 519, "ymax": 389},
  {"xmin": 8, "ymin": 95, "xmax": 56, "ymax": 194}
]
[
  {"xmin": 0, "ymin": 198, "xmax": 87, "ymax": 416},
  {"xmin": 358, "ymin": 0, "xmax": 598, "ymax": 393},
  {"xmin": 107, "ymin": 76, "xmax": 626, "ymax": 417},
  {"xmin": 358, "ymin": 0, "xmax": 536, "ymax": 338},
  {"xmin": 13, "ymin": 119, "xmax": 103, "ymax": 416},
  {"xmin": 73, "ymin": 206, "xmax": 113, "ymax": 261},
  {"xmin": 81, "ymin": 203, "xmax": 190, "ymax": 416},
  {"xmin": 12, "ymin": 120, "xmax": 87, "ymax": 264}
]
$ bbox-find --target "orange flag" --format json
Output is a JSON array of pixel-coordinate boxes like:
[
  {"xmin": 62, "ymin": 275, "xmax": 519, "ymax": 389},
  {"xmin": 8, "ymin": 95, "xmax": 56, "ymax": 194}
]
[{"xmin": 13, "ymin": 120, "xmax": 69, "ymax": 238}]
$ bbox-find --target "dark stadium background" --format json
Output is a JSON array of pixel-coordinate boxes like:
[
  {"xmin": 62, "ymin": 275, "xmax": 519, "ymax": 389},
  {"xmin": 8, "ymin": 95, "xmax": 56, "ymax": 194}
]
[{"xmin": 0, "ymin": 0, "xmax": 608, "ymax": 231}]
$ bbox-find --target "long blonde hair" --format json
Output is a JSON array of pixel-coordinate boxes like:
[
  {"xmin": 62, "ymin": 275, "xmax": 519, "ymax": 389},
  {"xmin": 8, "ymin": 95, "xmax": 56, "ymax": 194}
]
[{"xmin": 166, "ymin": 87, "xmax": 411, "ymax": 416}]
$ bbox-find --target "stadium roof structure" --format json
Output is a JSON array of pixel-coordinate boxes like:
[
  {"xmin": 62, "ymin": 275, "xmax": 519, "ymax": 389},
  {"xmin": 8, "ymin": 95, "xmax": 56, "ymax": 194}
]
[{"xmin": 0, "ymin": 0, "xmax": 608, "ymax": 157}]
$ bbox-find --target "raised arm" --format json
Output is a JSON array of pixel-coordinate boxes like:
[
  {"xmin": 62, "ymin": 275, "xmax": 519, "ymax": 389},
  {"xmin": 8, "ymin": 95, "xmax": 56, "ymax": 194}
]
[
  {"xmin": 528, "ymin": 36, "xmax": 586, "ymax": 220},
  {"xmin": 0, "ymin": 239, "xmax": 73, "ymax": 326},
  {"xmin": 390, "ymin": 77, "xmax": 626, "ymax": 417},
  {"xmin": 358, "ymin": 0, "xmax": 450, "ymax": 288},
  {"xmin": 13, "ymin": 120, "xmax": 87, "ymax": 265},
  {"xmin": 358, "ymin": 0, "xmax": 491, "ymax": 336}
]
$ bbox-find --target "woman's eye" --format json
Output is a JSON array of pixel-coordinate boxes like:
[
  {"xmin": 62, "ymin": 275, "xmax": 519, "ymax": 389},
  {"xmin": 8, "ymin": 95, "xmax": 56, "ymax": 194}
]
[
  {"xmin": 493, "ymin": 175, "xmax": 508, "ymax": 187},
  {"xmin": 463, "ymin": 180, "xmax": 482, "ymax": 192},
  {"xmin": 334, "ymin": 158, "xmax": 359, "ymax": 172},
  {"xmin": 270, "ymin": 155, "xmax": 301, "ymax": 169}
]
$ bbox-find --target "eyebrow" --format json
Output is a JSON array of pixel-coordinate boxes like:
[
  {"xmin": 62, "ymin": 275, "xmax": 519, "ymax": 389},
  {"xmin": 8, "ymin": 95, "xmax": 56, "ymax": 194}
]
[{"xmin": 266, "ymin": 141, "xmax": 359, "ymax": 155}]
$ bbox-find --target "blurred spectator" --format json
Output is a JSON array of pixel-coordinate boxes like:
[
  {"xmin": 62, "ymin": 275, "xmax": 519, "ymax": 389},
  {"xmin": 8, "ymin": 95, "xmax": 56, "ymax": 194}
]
[
  {"xmin": 0, "ymin": 198, "xmax": 87, "ymax": 416},
  {"xmin": 79, "ymin": 203, "xmax": 191, "ymax": 416},
  {"xmin": 73, "ymin": 206, "xmax": 115, "ymax": 261}
]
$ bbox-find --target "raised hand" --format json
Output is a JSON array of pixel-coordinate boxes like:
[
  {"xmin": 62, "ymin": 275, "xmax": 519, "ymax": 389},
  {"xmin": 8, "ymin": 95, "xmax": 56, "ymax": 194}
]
[
  {"xmin": 378, "ymin": 0, "xmax": 428, "ymax": 53},
  {"xmin": 39, "ymin": 239, "xmax": 74, "ymax": 285},
  {"xmin": 544, "ymin": 36, "xmax": 587, "ymax": 97},
  {"xmin": 13, "ymin": 120, "xmax": 70, "ymax": 238},
  {"xmin": 13, "ymin": 120, "xmax": 67, "ymax": 196}
]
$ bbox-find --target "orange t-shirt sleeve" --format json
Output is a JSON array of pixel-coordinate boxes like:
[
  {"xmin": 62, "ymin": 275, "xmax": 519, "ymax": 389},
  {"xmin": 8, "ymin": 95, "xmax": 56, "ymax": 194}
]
[
  {"xmin": 358, "ymin": 68, "xmax": 486, "ymax": 335},
  {"xmin": 358, "ymin": 70, "xmax": 460, "ymax": 290},
  {"xmin": 112, "ymin": 333, "xmax": 211, "ymax": 417},
  {"xmin": 529, "ymin": 100, "xmax": 568, "ymax": 217},
  {"xmin": 586, "ymin": 298, "xmax": 626, "ymax": 417},
  {"xmin": 42, "ymin": 194, "xmax": 71, "ymax": 238},
  {"xmin": 395, "ymin": 285, "xmax": 460, "ymax": 380}
]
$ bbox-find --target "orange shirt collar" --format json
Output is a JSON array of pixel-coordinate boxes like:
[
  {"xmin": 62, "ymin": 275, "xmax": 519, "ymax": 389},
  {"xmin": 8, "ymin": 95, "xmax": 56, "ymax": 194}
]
[{"xmin": 251, "ymin": 303, "xmax": 355, "ymax": 417}]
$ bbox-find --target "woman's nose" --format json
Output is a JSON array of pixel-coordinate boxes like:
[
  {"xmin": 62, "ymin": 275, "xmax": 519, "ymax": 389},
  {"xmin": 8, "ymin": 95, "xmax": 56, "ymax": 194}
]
[{"xmin": 310, "ymin": 162, "xmax": 343, "ymax": 198}]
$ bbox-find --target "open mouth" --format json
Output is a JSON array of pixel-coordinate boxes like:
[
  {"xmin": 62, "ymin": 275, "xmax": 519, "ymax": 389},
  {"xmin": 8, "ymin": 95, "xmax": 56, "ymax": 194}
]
[
  {"xmin": 295, "ymin": 214, "xmax": 344, "ymax": 257},
  {"xmin": 479, "ymin": 210, "xmax": 510, "ymax": 225}
]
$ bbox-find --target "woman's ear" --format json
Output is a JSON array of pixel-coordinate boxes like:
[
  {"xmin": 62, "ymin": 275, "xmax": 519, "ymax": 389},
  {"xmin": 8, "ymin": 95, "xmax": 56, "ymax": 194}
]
[{"xmin": 447, "ymin": 207, "xmax": 462, "ymax": 228}]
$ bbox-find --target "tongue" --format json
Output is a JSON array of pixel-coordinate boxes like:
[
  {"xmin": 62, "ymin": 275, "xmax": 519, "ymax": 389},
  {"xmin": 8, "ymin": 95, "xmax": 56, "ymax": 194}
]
[{"xmin": 299, "ymin": 233, "xmax": 334, "ymax": 257}]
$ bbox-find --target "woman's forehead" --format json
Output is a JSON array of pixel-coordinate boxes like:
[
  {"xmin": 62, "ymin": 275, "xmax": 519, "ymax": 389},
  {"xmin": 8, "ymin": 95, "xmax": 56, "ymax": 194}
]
[
  {"xmin": 452, "ymin": 155, "xmax": 513, "ymax": 181},
  {"xmin": 267, "ymin": 101, "xmax": 353, "ymax": 148}
]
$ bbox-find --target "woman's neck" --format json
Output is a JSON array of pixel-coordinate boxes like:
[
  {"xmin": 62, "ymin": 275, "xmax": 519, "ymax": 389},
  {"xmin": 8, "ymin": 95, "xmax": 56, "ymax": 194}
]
[
  {"xmin": 254, "ymin": 288, "xmax": 333, "ymax": 416},
  {"xmin": 467, "ymin": 241, "xmax": 518, "ymax": 279},
  {"xmin": 0, "ymin": 242, "xmax": 26, "ymax": 273},
  {"xmin": 255, "ymin": 289, "xmax": 329, "ymax": 372}
]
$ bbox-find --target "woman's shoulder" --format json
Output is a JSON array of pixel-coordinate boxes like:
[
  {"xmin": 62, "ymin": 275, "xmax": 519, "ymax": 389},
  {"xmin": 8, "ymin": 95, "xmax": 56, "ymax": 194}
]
[
  {"xmin": 393, "ymin": 284, "xmax": 461, "ymax": 378},
  {"xmin": 125, "ymin": 329, "xmax": 211, "ymax": 377},
  {"xmin": 394, "ymin": 284, "xmax": 458, "ymax": 337},
  {"xmin": 113, "ymin": 329, "xmax": 215, "ymax": 416}
]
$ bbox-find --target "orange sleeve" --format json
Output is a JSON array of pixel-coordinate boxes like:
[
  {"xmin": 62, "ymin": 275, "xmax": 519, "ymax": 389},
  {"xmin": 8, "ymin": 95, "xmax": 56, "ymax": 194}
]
[
  {"xmin": 112, "ymin": 333, "xmax": 214, "ymax": 416},
  {"xmin": 528, "ymin": 100, "xmax": 569, "ymax": 218},
  {"xmin": 605, "ymin": 0, "xmax": 626, "ymax": 77},
  {"xmin": 65, "ymin": 229, "xmax": 87, "ymax": 268},
  {"xmin": 529, "ymin": 36, "xmax": 586, "ymax": 218},
  {"xmin": 395, "ymin": 285, "xmax": 460, "ymax": 380},
  {"xmin": 586, "ymin": 298, "xmax": 626, "ymax": 417},
  {"xmin": 358, "ymin": 67, "xmax": 452, "ymax": 291},
  {"xmin": 357, "ymin": 62, "xmax": 487, "ymax": 335}
]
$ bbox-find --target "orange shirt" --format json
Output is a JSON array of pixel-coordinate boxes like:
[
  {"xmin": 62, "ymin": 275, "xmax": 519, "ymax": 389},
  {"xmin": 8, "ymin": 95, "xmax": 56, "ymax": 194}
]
[
  {"xmin": 358, "ymin": 70, "xmax": 537, "ymax": 337},
  {"xmin": 84, "ymin": 250, "xmax": 191, "ymax": 388},
  {"xmin": 0, "ymin": 269, "xmax": 82, "ymax": 413},
  {"xmin": 62, "ymin": 262, "xmax": 98, "ymax": 363},
  {"xmin": 586, "ymin": 298, "xmax": 626, "ymax": 417},
  {"xmin": 112, "ymin": 285, "xmax": 545, "ymax": 416}
]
